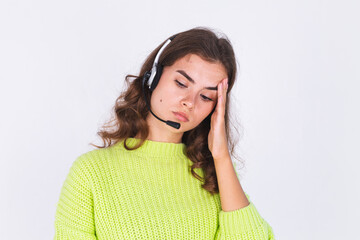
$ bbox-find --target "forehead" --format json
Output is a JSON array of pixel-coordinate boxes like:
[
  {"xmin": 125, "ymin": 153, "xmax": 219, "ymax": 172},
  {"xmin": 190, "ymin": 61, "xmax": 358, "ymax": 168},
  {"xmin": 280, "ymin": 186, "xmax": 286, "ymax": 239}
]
[{"xmin": 168, "ymin": 54, "xmax": 227, "ymax": 85}]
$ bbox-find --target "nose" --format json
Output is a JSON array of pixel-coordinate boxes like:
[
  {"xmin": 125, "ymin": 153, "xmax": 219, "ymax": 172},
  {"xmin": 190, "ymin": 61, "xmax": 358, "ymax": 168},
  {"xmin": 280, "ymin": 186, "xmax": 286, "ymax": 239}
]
[{"xmin": 181, "ymin": 94, "xmax": 195, "ymax": 110}]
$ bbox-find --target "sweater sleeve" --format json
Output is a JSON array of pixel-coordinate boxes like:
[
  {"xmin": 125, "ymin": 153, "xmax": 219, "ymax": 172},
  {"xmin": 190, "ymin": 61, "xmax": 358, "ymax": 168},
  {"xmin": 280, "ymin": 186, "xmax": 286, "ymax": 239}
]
[
  {"xmin": 214, "ymin": 193, "xmax": 275, "ymax": 239},
  {"xmin": 54, "ymin": 156, "xmax": 97, "ymax": 240},
  {"xmin": 214, "ymin": 161, "xmax": 275, "ymax": 239}
]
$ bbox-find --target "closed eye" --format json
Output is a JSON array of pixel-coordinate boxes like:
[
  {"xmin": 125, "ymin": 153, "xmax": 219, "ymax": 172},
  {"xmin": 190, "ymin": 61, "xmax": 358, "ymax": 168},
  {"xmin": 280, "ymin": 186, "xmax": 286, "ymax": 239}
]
[
  {"xmin": 175, "ymin": 80, "xmax": 213, "ymax": 102},
  {"xmin": 201, "ymin": 95, "xmax": 213, "ymax": 101},
  {"xmin": 175, "ymin": 80, "xmax": 187, "ymax": 88}
]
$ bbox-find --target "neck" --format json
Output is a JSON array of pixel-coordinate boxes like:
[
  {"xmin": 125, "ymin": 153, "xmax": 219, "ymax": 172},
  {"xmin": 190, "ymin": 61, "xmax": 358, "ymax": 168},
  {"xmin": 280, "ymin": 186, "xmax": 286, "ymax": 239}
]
[
  {"xmin": 136, "ymin": 114, "xmax": 183, "ymax": 144},
  {"xmin": 134, "ymin": 132, "xmax": 183, "ymax": 144}
]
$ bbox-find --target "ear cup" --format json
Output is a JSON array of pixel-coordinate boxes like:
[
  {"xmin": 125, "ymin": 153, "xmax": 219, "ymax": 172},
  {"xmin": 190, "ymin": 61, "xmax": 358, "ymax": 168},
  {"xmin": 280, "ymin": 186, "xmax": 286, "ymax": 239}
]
[
  {"xmin": 142, "ymin": 71, "xmax": 151, "ymax": 89},
  {"xmin": 149, "ymin": 64, "xmax": 163, "ymax": 91}
]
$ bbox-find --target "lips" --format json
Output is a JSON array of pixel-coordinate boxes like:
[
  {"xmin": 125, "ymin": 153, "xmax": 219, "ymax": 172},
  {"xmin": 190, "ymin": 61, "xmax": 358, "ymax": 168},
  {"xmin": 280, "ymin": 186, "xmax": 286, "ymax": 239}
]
[{"xmin": 173, "ymin": 111, "xmax": 189, "ymax": 122}]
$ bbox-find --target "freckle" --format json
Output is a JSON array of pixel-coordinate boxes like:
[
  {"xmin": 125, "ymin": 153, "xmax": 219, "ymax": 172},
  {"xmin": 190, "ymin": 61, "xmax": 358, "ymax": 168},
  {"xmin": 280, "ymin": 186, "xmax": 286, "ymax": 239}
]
[{"xmin": 160, "ymin": 99, "xmax": 162, "ymax": 102}]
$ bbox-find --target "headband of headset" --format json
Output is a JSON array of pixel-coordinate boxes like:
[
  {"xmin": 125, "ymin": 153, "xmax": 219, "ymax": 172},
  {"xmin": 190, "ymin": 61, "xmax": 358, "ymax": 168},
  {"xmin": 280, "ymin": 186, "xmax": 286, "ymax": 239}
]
[{"xmin": 144, "ymin": 35, "xmax": 177, "ymax": 92}]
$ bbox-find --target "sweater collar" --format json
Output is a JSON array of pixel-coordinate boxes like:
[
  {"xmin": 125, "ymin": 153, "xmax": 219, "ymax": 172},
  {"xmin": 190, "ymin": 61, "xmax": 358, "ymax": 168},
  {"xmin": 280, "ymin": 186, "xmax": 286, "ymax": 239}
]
[{"xmin": 117, "ymin": 137, "xmax": 187, "ymax": 158}]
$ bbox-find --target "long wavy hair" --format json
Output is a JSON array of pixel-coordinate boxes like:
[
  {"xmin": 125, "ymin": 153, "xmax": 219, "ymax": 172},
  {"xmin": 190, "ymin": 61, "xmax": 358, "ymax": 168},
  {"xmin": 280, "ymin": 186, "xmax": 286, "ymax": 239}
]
[{"xmin": 91, "ymin": 27, "xmax": 242, "ymax": 195}]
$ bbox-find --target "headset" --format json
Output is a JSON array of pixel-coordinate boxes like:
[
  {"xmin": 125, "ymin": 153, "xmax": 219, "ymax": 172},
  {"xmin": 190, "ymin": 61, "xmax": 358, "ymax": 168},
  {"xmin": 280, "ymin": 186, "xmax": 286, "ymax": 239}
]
[{"xmin": 142, "ymin": 35, "xmax": 181, "ymax": 129}]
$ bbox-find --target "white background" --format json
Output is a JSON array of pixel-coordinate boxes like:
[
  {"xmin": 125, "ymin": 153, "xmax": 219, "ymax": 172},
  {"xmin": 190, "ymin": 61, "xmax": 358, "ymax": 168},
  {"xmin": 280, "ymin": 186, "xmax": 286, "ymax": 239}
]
[{"xmin": 1, "ymin": 0, "xmax": 359, "ymax": 239}]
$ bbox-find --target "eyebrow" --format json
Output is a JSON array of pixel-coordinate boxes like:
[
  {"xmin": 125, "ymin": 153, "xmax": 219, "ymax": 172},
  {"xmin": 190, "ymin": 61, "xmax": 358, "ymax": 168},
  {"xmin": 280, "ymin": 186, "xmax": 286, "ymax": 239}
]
[{"xmin": 176, "ymin": 70, "xmax": 218, "ymax": 91}]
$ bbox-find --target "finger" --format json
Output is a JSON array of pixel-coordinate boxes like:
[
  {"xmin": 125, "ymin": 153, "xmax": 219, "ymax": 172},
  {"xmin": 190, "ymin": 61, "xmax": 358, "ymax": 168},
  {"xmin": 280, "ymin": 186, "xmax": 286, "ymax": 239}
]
[
  {"xmin": 217, "ymin": 79, "xmax": 226, "ymax": 117},
  {"xmin": 214, "ymin": 78, "xmax": 228, "ymax": 116},
  {"xmin": 220, "ymin": 78, "xmax": 227, "ymax": 111},
  {"xmin": 222, "ymin": 78, "xmax": 228, "ymax": 107}
]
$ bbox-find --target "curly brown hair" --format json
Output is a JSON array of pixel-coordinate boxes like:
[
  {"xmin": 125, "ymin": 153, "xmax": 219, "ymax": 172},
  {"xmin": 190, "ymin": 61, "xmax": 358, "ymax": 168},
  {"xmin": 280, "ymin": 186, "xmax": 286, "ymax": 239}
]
[{"xmin": 91, "ymin": 27, "xmax": 243, "ymax": 195}]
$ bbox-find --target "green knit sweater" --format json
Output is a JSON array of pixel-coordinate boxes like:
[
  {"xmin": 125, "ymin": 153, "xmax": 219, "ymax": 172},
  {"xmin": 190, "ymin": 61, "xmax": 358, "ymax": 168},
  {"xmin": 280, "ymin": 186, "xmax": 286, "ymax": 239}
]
[{"xmin": 54, "ymin": 138, "xmax": 275, "ymax": 239}]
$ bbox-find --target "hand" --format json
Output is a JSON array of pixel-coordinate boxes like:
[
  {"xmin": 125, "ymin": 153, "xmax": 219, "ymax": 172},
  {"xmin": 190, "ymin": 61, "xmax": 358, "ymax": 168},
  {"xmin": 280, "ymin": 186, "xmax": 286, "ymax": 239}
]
[{"xmin": 208, "ymin": 78, "xmax": 230, "ymax": 161}]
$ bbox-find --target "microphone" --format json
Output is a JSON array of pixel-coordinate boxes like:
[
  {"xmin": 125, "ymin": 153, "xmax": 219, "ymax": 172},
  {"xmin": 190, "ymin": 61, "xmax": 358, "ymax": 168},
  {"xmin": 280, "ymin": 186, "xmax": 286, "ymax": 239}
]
[
  {"xmin": 150, "ymin": 110, "xmax": 181, "ymax": 129},
  {"xmin": 142, "ymin": 73, "xmax": 181, "ymax": 129}
]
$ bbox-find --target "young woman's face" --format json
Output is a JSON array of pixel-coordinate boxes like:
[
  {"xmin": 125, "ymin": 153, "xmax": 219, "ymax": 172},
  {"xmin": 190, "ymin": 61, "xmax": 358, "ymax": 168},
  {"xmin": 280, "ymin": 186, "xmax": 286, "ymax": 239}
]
[{"xmin": 149, "ymin": 53, "xmax": 227, "ymax": 133}]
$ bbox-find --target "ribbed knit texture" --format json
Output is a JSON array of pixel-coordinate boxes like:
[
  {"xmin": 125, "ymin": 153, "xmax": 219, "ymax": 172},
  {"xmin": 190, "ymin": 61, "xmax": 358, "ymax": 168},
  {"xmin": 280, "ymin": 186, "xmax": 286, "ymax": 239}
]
[{"xmin": 54, "ymin": 138, "xmax": 275, "ymax": 239}]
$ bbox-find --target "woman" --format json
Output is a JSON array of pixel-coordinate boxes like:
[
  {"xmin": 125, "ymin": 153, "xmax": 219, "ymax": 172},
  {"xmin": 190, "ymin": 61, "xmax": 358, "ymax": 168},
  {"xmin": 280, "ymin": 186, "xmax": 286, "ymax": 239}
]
[{"xmin": 54, "ymin": 27, "xmax": 275, "ymax": 239}]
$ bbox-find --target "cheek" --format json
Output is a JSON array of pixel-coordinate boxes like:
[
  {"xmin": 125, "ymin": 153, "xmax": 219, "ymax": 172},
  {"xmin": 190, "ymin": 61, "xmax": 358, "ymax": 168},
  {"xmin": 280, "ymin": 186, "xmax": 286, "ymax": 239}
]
[
  {"xmin": 156, "ymin": 78, "xmax": 179, "ymax": 96},
  {"xmin": 150, "ymin": 85, "xmax": 177, "ymax": 107},
  {"xmin": 197, "ymin": 104, "xmax": 216, "ymax": 119}
]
